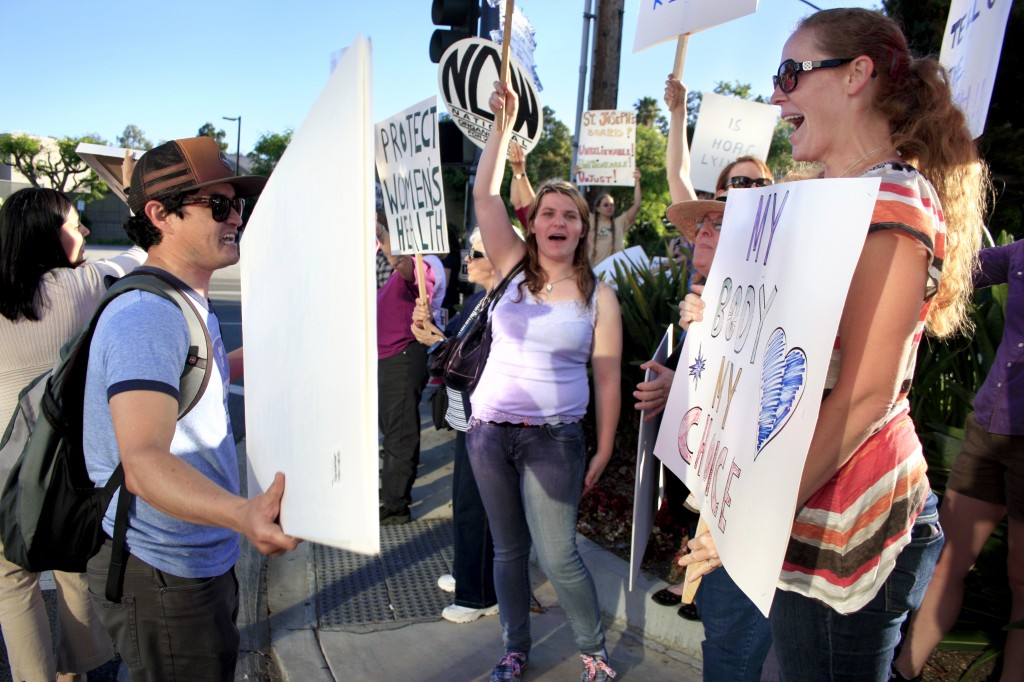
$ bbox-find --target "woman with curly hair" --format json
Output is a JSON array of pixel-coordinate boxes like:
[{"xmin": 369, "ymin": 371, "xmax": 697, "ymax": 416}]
[{"xmin": 680, "ymin": 8, "xmax": 987, "ymax": 680}]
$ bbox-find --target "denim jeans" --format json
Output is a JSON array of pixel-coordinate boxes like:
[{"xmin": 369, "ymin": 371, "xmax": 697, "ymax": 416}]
[
  {"xmin": 466, "ymin": 419, "xmax": 604, "ymax": 655},
  {"xmin": 769, "ymin": 492, "xmax": 944, "ymax": 681},
  {"xmin": 452, "ymin": 430, "xmax": 496, "ymax": 608},
  {"xmin": 696, "ymin": 567, "xmax": 772, "ymax": 681}
]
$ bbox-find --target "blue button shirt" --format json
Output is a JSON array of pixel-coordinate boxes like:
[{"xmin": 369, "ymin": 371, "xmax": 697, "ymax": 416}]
[{"xmin": 972, "ymin": 239, "xmax": 1023, "ymax": 435}]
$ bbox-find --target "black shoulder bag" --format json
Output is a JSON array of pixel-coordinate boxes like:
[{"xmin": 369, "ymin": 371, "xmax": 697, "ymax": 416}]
[{"xmin": 428, "ymin": 259, "xmax": 525, "ymax": 393}]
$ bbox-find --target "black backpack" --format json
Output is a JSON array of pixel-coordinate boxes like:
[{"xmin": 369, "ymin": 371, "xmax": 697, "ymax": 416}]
[{"xmin": 0, "ymin": 271, "xmax": 211, "ymax": 601}]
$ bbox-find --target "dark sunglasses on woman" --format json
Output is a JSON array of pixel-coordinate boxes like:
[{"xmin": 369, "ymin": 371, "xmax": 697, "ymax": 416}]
[
  {"xmin": 772, "ymin": 57, "xmax": 854, "ymax": 94},
  {"xmin": 727, "ymin": 175, "xmax": 774, "ymax": 190},
  {"xmin": 181, "ymin": 194, "xmax": 245, "ymax": 223}
]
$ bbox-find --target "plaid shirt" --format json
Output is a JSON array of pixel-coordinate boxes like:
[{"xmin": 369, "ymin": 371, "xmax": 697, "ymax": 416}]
[{"xmin": 376, "ymin": 249, "xmax": 393, "ymax": 289}]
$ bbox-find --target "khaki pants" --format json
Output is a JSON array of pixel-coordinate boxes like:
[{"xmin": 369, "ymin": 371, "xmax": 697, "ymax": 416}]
[{"xmin": 0, "ymin": 540, "xmax": 113, "ymax": 682}]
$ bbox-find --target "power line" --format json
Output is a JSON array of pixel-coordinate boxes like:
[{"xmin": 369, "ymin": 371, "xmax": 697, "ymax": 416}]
[{"xmin": 796, "ymin": 0, "xmax": 822, "ymax": 9}]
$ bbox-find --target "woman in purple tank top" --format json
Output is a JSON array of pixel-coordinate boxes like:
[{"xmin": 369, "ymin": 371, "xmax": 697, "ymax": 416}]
[{"xmin": 466, "ymin": 80, "xmax": 623, "ymax": 682}]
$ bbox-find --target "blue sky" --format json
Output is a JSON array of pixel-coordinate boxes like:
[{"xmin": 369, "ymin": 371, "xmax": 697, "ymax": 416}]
[{"xmin": 4, "ymin": 0, "xmax": 877, "ymax": 154}]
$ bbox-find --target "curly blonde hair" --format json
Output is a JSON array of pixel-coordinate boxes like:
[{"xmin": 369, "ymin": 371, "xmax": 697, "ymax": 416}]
[{"xmin": 799, "ymin": 8, "xmax": 988, "ymax": 338}]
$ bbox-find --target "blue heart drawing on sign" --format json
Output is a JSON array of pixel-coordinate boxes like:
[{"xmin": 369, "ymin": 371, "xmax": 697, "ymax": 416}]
[{"xmin": 757, "ymin": 328, "xmax": 807, "ymax": 456}]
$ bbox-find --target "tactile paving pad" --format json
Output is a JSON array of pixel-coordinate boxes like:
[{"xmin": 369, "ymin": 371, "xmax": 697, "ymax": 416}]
[{"xmin": 314, "ymin": 519, "xmax": 454, "ymax": 631}]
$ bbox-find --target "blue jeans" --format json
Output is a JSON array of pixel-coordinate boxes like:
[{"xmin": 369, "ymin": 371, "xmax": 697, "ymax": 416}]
[
  {"xmin": 769, "ymin": 492, "xmax": 944, "ymax": 681},
  {"xmin": 466, "ymin": 420, "xmax": 604, "ymax": 656},
  {"xmin": 696, "ymin": 567, "xmax": 772, "ymax": 681}
]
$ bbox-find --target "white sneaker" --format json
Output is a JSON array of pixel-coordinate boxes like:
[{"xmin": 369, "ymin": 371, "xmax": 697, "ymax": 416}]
[
  {"xmin": 437, "ymin": 573, "xmax": 456, "ymax": 593},
  {"xmin": 442, "ymin": 603, "xmax": 499, "ymax": 623}
]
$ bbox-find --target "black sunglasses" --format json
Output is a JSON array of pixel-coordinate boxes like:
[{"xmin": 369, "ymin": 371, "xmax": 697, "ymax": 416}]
[
  {"xmin": 468, "ymin": 250, "xmax": 486, "ymax": 260},
  {"xmin": 727, "ymin": 175, "xmax": 774, "ymax": 189},
  {"xmin": 772, "ymin": 58, "xmax": 854, "ymax": 94},
  {"xmin": 181, "ymin": 194, "xmax": 245, "ymax": 222}
]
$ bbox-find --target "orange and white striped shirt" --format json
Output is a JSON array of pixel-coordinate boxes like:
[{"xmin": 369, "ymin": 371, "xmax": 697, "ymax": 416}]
[{"xmin": 778, "ymin": 162, "xmax": 944, "ymax": 614}]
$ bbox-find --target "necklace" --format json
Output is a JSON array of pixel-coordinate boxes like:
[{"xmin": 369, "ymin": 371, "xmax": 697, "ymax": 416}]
[
  {"xmin": 545, "ymin": 274, "xmax": 574, "ymax": 293},
  {"xmin": 837, "ymin": 145, "xmax": 888, "ymax": 178}
]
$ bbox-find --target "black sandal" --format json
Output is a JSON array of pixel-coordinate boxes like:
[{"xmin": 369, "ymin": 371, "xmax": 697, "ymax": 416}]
[
  {"xmin": 650, "ymin": 588, "xmax": 683, "ymax": 606},
  {"xmin": 677, "ymin": 602, "xmax": 700, "ymax": 621}
]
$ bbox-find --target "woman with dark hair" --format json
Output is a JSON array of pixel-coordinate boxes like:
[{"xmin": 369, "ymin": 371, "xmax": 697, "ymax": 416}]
[
  {"xmin": 680, "ymin": 8, "xmax": 987, "ymax": 680},
  {"xmin": 0, "ymin": 187, "xmax": 145, "ymax": 681},
  {"xmin": 470, "ymin": 81, "xmax": 622, "ymax": 682}
]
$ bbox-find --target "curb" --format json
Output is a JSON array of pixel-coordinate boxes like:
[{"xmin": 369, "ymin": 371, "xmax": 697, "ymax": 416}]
[{"xmin": 267, "ymin": 542, "xmax": 333, "ymax": 681}]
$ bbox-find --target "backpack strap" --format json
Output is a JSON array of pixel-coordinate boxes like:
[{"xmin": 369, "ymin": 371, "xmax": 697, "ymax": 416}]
[
  {"xmin": 96, "ymin": 272, "xmax": 214, "ymax": 603},
  {"xmin": 105, "ymin": 272, "xmax": 213, "ymax": 418}
]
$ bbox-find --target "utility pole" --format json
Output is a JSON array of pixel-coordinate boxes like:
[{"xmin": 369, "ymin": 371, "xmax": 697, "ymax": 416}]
[
  {"xmin": 583, "ymin": 0, "xmax": 625, "ymax": 205},
  {"xmin": 588, "ymin": 0, "xmax": 624, "ymax": 111}
]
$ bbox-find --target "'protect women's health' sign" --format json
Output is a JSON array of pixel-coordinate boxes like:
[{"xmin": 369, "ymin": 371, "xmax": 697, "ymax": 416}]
[
  {"xmin": 576, "ymin": 110, "xmax": 636, "ymax": 186},
  {"xmin": 652, "ymin": 178, "xmax": 879, "ymax": 615},
  {"xmin": 374, "ymin": 96, "xmax": 448, "ymax": 255}
]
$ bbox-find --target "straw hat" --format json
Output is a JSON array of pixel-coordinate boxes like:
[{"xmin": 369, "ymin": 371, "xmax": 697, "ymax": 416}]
[{"xmin": 665, "ymin": 196, "xmax": 727, "ymax": 241}]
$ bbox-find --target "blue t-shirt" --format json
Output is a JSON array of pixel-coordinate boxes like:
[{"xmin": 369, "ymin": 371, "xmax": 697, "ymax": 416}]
[{"xmin": 84, "ymin": 273, "xmax": 239, "ymax": 578}]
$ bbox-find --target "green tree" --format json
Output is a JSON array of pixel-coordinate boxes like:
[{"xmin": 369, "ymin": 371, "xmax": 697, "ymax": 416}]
[
  {"xmin": 0, "ymin": 132, "xmax": 109, "ymax": 201},
  {"xmin": 197, "ymin": 123, "xmax": 229, "ymax": 151},
  {"xmin": 634, "ymin": 96, "xmax": 661, "ymax": 127},
  {"xmin": 248, "ymin": 129, "xmax": 293, "ymax": 177},
  {"xmin": 117, "ymin": 124, "xmax": 153, "ymax": 151},
  {"xmin": 526, "ymin": 106, "xmax": 573, "ymax": 182}
]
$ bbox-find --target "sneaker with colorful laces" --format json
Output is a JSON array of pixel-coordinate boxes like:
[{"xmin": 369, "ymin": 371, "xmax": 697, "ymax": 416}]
[
  {"xmin": 579, "ymin": 653, "xmax": 616, "ymax": 681},
  {"xmin": 489, "ymin": 652, "xmax": 528, "ymax": 682}
]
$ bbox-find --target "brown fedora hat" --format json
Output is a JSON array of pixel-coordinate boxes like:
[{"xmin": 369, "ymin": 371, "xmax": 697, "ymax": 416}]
[{"xmin": 128, "ymin": 137, "xmax": 267, "ymax": 214}]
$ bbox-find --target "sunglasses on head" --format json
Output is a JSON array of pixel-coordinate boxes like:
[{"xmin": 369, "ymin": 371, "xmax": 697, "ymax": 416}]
[
  {"xmin": 181, "ymin": 194, "xmax": 244, "ymax": 222},
  {"xmin": 468, "ymin": 250, "xmax": 486, "ymax": 260},
  {"xmin": 772, "ymin": 57, "xmax": 854, "ymax": 94},
  {"xmin": 727, "ymin": 175, "xmax": 774, "ymax": 190}
]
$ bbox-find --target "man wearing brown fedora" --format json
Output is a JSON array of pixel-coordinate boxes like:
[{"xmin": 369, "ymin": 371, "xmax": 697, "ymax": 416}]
[{"xmin": 83, "ymin": 137, "xmax": 299, "ymax": 681}]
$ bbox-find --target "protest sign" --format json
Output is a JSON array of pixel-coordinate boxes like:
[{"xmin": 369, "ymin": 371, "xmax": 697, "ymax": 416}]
[
  {"xmin": 486, "ymin": 0, "xmax": 543, "ymax": 91},
  {"xmin": 75, "ymin": 142, "xmax": 142, "ymax": 204},
  {"xmin": 437, "ymin": 37, "xmax": 544, "ymax": 153},
  {"xmin": 576, "ymin": 110, "xmax": 636, "ymax": 186},
  {"xmin": 653, "ymin": 178, "xmax": 879, "ymax": 615},
  {"xmin": 374, "ymin": 96, "xmax": 448, "ymax": 255},
  {"xmin": 940, "ymin": 0, "xmax": 1012, "ymax": 138},
  {"xmin": 689, "ymin": 93, "xmax": 778, "ymax": 194},
  {"xmin": 592, "ymin": 245, "xmax": 648, "ymax": 286},
  {"xmin": 630, "ymin": 327, "xmax": 673, "ymax": 592},
  {"xmin": 241, "ymin": 35, "xmax": 379, "ymax": 555},
  {"xmin": 633, "ymin": 0, "xmax": 758, "ymax": 53}
]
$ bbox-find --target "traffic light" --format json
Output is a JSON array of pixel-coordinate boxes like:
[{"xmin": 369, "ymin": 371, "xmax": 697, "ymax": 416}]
[
  {"xmin": 438, "ymin": 119, "xmax": 477, "ymax": 167},
  {"xmin": 429, "ymin": 0, "xmax": 479, "ymax": 64}
]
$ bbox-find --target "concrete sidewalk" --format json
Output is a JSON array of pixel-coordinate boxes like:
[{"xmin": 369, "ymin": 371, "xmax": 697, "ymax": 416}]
[{"xmin": 264, "ymin": 393, "xmax": 705, "ymax": 681}]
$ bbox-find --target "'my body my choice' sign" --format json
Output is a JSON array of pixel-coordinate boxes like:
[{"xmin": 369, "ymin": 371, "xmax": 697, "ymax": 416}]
[
  {"xmin": 437, "ymin": 37, "xmax": 544, "ymax": 153},
  {"xmin": 652, "ymin": 178, "xmax": 879, "ymax": 615}
]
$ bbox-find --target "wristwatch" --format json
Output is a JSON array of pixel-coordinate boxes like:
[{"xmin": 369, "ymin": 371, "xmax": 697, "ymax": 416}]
[{"xmin": 513, "ymin": 172, "xmax": 526, "ymax": 180}]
